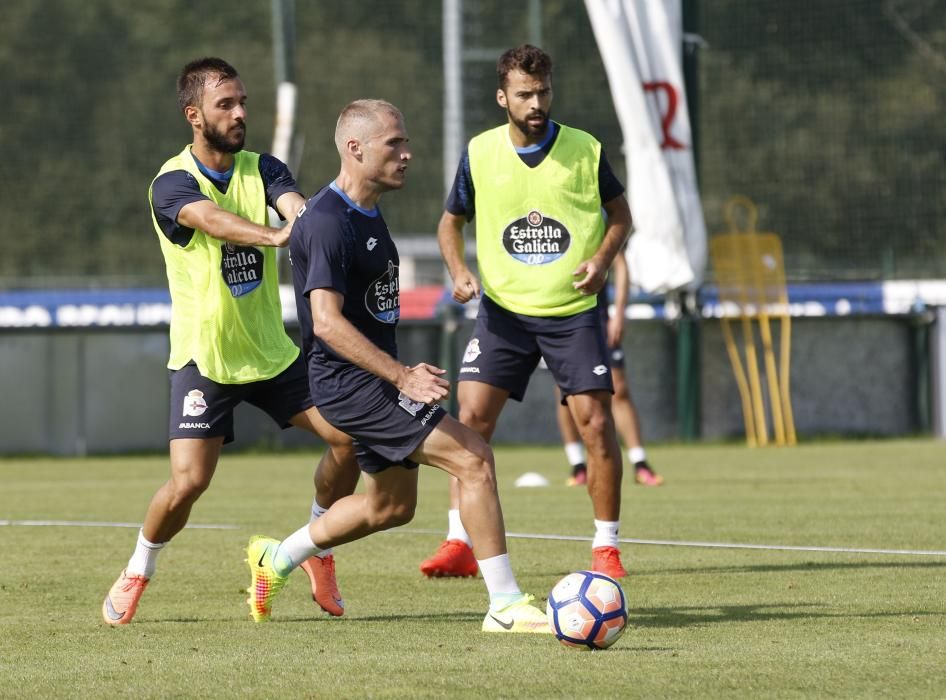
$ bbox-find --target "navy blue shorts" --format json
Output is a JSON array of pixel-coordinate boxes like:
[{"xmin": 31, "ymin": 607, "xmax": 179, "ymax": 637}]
[
  {"xmin": 168, "ymin": 355, "xmax": 312, "ymax": 444},
  {"xmin": 314, "ymin": 370, "xmax": 447, "ymax": 474},
  {"xmin": 458, "ymin": 295, "xmax": 613, "ymax": 402}
]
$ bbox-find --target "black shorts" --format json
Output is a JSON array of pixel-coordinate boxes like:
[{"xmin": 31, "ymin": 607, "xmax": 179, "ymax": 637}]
[
  {"xmin": 458, "ymin": 295, "xmax": 613, "ymax": 402},
  {"xmin": 168, "ymin": 355, "xmax": 312, "ymax": 444},
  {"xmin": 315, "ymin": 371, "xmax": 447, "ymax": 474}
]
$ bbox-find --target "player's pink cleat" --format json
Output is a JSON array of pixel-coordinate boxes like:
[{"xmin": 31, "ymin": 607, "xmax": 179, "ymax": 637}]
[
  {"xmin": 634, "ymin": 462, "xmax": 665, "ymax": 487},
  {"xmin": 566, "ymin": 463, "xmax": 588, "ymax": 487},
  {"xmin": 419, "ymin": 539, "xmax": 479, "ymax": 578},
  {"xmin": 299, "ymin": 554, "xmax": 345, "ymax": 617},
  {"xmin": 102, "ymin": 569, "xmax": 150, "ymax": 625},
  {"xmin": 591, "ymin": 546, "xmax": 628, "ymax": 579}
]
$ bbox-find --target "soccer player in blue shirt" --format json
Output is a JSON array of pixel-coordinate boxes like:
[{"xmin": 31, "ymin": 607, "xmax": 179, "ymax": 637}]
[{"xmin": 245, "ymin": 99, "xmax": 549, "ymax": 633}]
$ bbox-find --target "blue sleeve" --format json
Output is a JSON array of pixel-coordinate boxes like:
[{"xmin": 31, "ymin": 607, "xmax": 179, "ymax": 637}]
[
  {"xmin": 598, "ymin": 150, "xmax": 625, "ymax": 204},
  {"xmin": 444, "ymin": 148, "xmax": 475, "ymax": 220},
  {"xmin": 297, "ymin": 206, "xmax": 351, "ymax": 298},
  {"xmin": 259, "ymin": 153, "xmax": 303, "ymax": 218},
  {"xmin": 150, "ymin": 170, "xmax": 208, "ymax": 246}
]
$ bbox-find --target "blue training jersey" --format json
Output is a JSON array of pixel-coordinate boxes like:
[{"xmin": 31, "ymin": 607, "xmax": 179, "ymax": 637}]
[{"xmin": 290, "ymin": 182, "xmax": 401, "ymax": 403}]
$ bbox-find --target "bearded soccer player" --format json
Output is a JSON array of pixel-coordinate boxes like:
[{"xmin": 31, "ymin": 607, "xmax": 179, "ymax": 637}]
[
  {"xmin": 420, "ymin": 45, "xmax": 632, "ymax": 580},
  {"xmin": 101, "ymin": 58, "xmax": 357, "ymax": 625}
]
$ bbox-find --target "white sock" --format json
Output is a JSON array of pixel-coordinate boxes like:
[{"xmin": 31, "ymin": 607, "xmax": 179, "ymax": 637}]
[
  {"xmin": 273, "ymin": 524, "xmax": 325, "ymax": 577},
  {"xmin": 564, "ymin": 441, "xmax": 586, "ymax": 467},
  {"xmin": 477, "ymin": 553, "xmax": 522, "ymax": 610},
  {"xmin": 592, "ymin": 519, "xmax": 620, "ymax": 549},
  {"xmin": 309, "ymin": 498, "xmax": 333, "ymax": 557},
  {"xmin": 629, "ymin": 447, "xmax": 646, "ymax": 465},
  {"xmin": 126, "ymin": 529, "xmax": 166, "ymax": 578},
  {"xmin": 446, "ymin": 509, "xmax": 472, "ymax": 545}
]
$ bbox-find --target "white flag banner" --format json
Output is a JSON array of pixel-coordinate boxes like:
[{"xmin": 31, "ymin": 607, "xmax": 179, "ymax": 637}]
[{"xmin": 585, "ymin": 0, "xmax": 707, "ymax": 292}]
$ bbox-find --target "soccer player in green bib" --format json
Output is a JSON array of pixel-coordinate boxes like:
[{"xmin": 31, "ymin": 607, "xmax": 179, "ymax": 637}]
[
  {"xmin": 420, "ymin": 45, "xmax": 632, "ymax": 580},
  {"xmin": 102, "ymin": 58, "xmax": 356, "ymax": 625}
]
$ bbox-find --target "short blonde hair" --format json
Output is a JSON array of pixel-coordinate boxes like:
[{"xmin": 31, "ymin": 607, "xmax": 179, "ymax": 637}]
[{"xmin": 334, "ymin": 99, "xmax": 402, "ymax": 153}]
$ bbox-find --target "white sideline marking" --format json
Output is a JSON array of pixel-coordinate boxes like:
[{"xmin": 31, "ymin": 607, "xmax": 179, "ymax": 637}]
[
  {"xmin": 392, "ymin": 528, "xmax": 946, "ymax": 558},
  {"xmin": 0, "ymin": 519, "xmax": 238, "ymax": 530},
  {"xmin": 3, "ymin": 521, "xmax": 944, "ymax": 557}
]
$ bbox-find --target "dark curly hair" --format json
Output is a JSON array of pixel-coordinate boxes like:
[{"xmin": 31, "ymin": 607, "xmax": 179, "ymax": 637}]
[{"xmin": 496, "ymin": 44, "xmax": 553, "ymax": 89}]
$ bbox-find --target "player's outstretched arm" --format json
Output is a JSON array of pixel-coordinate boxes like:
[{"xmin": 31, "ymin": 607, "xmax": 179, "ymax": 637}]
[
  {"xmin": 178, "ymin": 199, "xmax": 291, "ymax": 247},
  {"xmin": 437, "ymin": 211, "xmax": 480, "ymax": 303},
  {"xmin": 310, "ymin": 289, "xmax": 450, "ymax": 405}
]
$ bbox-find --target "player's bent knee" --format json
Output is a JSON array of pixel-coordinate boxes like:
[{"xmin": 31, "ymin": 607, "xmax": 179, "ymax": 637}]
[
  {"xmin": 458, "ymin": 407, "xmax": 493, "ymax": 437},
  {"xmin": 579, "ymin": 411, "xmax": 610, "ymax": 437},
  {"xmin": 454, "ymin": 449, "xmax": 497, "ymax": 491},
  {"xmin": 372, "ymin": 502, "xmax": 415, "ymax": 529},
  {"xmin": 168, "ymin": 474, "xmax": 211, "ymax": 505},
  {"xmin": 367, "ymin": 492, "xmax": 417, "ymax": 529}
]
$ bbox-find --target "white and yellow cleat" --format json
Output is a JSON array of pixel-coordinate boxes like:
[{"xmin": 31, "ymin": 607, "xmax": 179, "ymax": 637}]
[
  {"xmin": 482, "ymin": 594, "xmax": 551, "ymax": 634},
  {"xmin": 245, "ymin": 535, "xmax": 289, "ymax": 622}
]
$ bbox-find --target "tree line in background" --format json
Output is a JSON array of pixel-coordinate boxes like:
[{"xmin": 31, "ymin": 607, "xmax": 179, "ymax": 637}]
[{"xmin": 1, "ymin": 0, "xmax": 943, "ymax": 286}]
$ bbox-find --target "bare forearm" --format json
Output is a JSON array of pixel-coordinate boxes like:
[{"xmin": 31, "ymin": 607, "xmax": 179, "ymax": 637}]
[
  {"xmin": 612, "ymin": 252, "xmax": 630, "ymax": 309},
  {"xmin": 595, "ymin": 196, "xmax": 632, "ymax": 271},
  {"xmin": 437, "ymin": 213, "xmax": 469, "ymax": 280},
  {"xmin": 314, "ymin": 316, "xmax": 406, "ymax": 386},
  {"xmin": 594, "ymin": 221, "xmax": 629, "ymax": 273},
  {"xmin": 185, "ymin": 205, "xmax": 287, "ymax": 247}
]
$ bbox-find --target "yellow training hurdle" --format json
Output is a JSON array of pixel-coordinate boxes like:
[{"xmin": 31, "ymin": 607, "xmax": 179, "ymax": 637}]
[{"xmin": 709, "ymin": 196, "xmax": 797, "ymax": 447}]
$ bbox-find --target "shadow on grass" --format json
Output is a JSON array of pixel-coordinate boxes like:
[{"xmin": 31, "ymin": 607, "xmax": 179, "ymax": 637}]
[
  {"xmin": 643, "ymin": 560, "xmax": 946, "ymax": 577},
  {"xmin": 629, "ymin": 603, "xmax": 945, "ymax": 629}
]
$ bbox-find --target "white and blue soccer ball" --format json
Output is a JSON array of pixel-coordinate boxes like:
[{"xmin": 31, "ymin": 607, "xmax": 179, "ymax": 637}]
[{"xmin": 546, "ymin": 570, "xmax": 628, "ymax": 649}]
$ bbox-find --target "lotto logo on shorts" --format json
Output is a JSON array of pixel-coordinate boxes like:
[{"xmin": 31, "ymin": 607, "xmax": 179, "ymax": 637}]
[
  {"xmin": 593, "ymin": 365, "xmax": 609, "ymax": 376},
  {"xmin": 183, "ymin": 389, "xmax": 208, "ymax": 417}
]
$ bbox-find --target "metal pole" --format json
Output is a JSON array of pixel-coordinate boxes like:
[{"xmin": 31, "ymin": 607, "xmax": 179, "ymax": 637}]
[
  {"xmin": 528, "ymin": 0, "xmax": 543, "ymax": 47},
  {"xmin": 271, "ymin": 0, "xmax": 295, "ymax": 84},
  {"xmin": 677, "ymin": 0, "xmax": 702, "ymax": 440},
  {"xmin": 932, "ymin": 306, "xmax": 946, "ymax": 438},
  {"xmin": 443, "ymin": 0, "xmax": 463, "ymax": 197},
  {"xmin": 441, "ymin": 0, "xmax": 464, "ymax": 416},
  {"xmin": 271, "ymin": 0, "xmax": 297, "ymax": 278}
]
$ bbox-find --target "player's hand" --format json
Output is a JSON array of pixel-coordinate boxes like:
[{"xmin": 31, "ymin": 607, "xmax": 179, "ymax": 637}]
[
  {"xmin": 606, "ymin": 312, "xmax": 624, "ymax": 348},
  {"xmin": 572, "ymin": 259, "xmax": 607, "ymax": 295},
  {"xmin": 271, "ymin": 224, "xmax": 291, "ymax": 248},
  {"xmin": 451, "ymin": 269, "xmax": 481, "ymax": 304},
  {"xmin": 398, "ymin": 363, "xmax": 450, "ymax": 404}
]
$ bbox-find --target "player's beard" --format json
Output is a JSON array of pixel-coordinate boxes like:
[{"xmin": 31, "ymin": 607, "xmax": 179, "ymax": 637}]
[
  {"xmin": 509, "ymin": 108, "xmax": 550, "ymax": 141},
  {"xmin": 203, "ymin": 120, "xmax": 246, "ymax": 154}
]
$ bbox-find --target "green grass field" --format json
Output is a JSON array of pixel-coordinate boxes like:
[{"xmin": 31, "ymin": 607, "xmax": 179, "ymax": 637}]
[{"xmin": 2, "ymin": 439, "xmax": 945, "ymax": 698}]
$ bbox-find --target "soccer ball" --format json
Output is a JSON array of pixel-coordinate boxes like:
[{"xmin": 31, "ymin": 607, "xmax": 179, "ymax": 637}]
[{"xmin": 546, "ymin": 571, "xmax": 628, "ymax": 650}]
